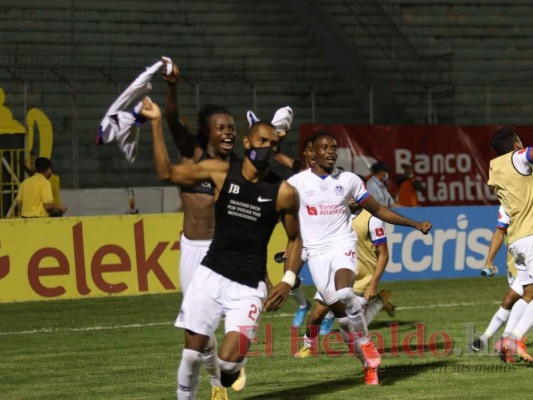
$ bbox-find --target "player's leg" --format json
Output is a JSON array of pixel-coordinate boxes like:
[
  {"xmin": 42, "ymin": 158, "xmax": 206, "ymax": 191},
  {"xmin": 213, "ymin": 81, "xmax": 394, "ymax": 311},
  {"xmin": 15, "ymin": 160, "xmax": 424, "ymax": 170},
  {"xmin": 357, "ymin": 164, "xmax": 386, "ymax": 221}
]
[
  {"xmin": 175, "ymin": 265, "xmax": 224, "ymax": 399},
  {"xmin": 219, "ymin": 279, "xmax": 267, "ymax": 389},
  {"xmin": 291, "ymin": 285, "xmax": 311, "ymax": 327},
  {"xmin": 295, "ymin": 298, "xmax": 330, "ymax": 358},
  {"xmin": 334, "ymin": 265, "xmax": 381, "ymax": 370},
  {"xmin": 178, "ymin": 236, "xmax": 223, "ymax": 389},
  {"xmin": 504, "ymin": 238, "xmax": 533, "ymax": 361}
]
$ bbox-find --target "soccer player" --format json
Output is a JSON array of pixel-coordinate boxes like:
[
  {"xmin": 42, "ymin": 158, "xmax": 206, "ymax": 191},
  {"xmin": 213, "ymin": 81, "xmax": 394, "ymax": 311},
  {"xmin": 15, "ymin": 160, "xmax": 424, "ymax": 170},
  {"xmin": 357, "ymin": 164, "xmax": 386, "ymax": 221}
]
[
  {"xmin": 318, "ymin": 200, "xmax": 396, "ymax": 336},
  {"xmin": 468, "ymin": 205, "xmax": 527, "ymax": 362},
  {"xmin": 294, "ymin": 206, "xmax": 396, "ymax": 385},
  {"xmin": 487, "ymin": 126, "xmax": 533, "ymax": 361},
  {"xmin": 143, "ymin": 99, "xmax": 302, "ymax": 400},
  {"xmin": 287, "ymin": 131, "xmax": 431, "ymax": 384},
  {"xmin": 273, "ymin": 136, "xmax": 316, "ymax": 327},
  {"xmin": 162, "ymin": 61, "xmax": 238, "ymax": 399}
]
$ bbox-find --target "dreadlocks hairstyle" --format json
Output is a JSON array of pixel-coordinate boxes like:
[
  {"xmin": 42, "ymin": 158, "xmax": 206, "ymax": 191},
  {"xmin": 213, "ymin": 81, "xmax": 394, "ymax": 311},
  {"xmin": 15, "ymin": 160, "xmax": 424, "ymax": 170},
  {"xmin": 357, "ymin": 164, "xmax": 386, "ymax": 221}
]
[{"xmin": 195, "ymin": 104, "xmax": 232, "ymax": 150}]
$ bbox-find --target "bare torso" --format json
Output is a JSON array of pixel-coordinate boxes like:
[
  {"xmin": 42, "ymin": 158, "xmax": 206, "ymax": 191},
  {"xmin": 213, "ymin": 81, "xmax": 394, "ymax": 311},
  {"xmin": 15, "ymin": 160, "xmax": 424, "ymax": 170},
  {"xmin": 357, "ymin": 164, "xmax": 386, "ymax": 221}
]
[{"xmin": 180, "ymin": 192, "xmax": 216, "ymax": 240}]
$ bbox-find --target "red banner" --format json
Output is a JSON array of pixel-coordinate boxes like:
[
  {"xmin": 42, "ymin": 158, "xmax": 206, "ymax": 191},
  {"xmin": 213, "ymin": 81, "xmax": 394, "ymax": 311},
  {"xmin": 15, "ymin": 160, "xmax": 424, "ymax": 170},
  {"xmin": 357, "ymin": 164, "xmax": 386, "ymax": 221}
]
[{"xmin": 299, "ymin": 125, "xmax": 533, "ymax": 206}]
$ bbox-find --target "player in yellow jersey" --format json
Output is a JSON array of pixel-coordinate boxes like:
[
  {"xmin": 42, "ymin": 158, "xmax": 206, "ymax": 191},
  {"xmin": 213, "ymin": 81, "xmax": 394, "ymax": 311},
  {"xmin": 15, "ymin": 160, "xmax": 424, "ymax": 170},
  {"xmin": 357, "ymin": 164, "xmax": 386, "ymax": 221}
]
[
  {"xmin": 488, "ymin": 127, "xmax": 533, "ymax": 361},
  {"xmin": 468, "ymin": 206, "xmax": 527, "ymax": 362}
]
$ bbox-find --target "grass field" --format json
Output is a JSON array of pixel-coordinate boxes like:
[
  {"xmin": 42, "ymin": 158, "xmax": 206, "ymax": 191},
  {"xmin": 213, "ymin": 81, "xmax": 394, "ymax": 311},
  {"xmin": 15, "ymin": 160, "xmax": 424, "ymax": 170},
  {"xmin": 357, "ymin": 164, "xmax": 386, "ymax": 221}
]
[{"xmin": 1, "ymin": 276, "xmax": 532, "ymax": 400}]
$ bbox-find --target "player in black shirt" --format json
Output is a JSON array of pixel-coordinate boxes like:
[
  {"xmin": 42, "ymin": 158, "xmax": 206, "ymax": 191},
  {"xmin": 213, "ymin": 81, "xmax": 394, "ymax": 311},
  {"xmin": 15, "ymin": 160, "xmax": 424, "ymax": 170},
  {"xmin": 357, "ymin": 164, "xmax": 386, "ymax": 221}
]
[{"xmin": 143, "ymin": 99, "xmax": 302, "ymax": 400}]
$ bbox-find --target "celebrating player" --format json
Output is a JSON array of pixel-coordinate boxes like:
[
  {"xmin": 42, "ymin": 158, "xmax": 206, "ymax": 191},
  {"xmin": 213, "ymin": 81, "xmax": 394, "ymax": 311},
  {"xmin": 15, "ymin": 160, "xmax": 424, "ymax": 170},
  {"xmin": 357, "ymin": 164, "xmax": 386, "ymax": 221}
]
[{"xmin": 287, "ymin": 131, "xmax": 431, "ymax": 384}]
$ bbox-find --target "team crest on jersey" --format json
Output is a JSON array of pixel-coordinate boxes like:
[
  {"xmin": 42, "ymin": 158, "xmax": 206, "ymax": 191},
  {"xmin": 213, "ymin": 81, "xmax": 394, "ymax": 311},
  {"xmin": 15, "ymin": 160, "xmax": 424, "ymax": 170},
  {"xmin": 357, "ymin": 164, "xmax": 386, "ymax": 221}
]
[
  {"xmin": 335, "ymin": 185, "xmax": 344, "ymax": 195},
  {"xmin": 320, "ymin": 183, "xmax": 328, "ymax": 191},
  {"xmin": 202, "ymin": 182, "xmax": 212, "ymax": 188}
]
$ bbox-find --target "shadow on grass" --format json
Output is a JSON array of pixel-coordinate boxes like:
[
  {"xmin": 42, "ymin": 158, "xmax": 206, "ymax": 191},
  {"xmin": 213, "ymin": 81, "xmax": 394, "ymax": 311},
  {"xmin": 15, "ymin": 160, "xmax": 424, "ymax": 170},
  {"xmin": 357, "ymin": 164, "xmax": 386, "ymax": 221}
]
[
  {"xmin": 242, "ymin": 376, "xmax": 360, "ymax": 400},
  {"xmin": 379, "ymin": 360, "xmax": 459, "ymax": 385},
  {"xmin": 243, "ymin": 360, "xmax": 458, "ymax": 399}
]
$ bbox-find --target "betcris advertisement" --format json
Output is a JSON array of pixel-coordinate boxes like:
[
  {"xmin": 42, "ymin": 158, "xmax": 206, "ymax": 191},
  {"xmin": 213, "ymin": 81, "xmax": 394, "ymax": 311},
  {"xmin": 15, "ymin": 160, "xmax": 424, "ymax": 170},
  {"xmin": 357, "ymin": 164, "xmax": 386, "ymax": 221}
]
[{"xmin": 299, "ymin": 205, "xmax": 504, "ymax": 283}]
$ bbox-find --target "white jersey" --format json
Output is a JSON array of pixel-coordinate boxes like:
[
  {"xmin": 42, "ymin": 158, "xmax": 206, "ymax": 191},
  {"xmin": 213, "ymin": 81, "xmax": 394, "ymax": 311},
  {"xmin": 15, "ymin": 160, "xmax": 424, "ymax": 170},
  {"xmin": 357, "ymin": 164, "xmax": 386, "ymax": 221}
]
[{"xmin": 287, "ymin": 169, "xmax": 370, "ymax": 256}]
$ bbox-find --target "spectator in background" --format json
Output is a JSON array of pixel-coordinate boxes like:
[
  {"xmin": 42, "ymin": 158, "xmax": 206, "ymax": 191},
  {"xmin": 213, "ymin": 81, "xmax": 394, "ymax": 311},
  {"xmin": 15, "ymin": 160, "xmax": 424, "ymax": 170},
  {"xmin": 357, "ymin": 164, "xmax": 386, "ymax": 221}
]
[
  {"xmin": 395, "ymin": 164, "xmax": 425, "ymax": 207},
  {"xmin": 24, "ymin": 153, "xmax": 64, "ymax": 216},
  {"xmin": 16, "ymin": 157, "xmax": 67, "ymax": 217},
  {"xmin": 366, "ymin": 161, "xmax": 401, "ymax": 208}
]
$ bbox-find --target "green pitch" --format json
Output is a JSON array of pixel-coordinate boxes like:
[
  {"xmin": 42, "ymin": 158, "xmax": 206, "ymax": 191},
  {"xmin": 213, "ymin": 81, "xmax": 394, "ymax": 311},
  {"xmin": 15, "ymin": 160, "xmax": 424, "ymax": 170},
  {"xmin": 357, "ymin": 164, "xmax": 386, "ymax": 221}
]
[{"xmin": 1, "ymin": 277, "xmax": 532, "ymax": 399}]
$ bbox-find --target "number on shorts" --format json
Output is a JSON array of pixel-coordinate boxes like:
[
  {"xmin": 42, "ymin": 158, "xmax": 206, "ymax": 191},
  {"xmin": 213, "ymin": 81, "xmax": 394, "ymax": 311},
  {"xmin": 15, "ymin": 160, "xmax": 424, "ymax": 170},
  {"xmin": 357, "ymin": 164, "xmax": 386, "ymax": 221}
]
[{"xmin": 248, "ymin": 304, "xmax": 259, "ymax": 321}]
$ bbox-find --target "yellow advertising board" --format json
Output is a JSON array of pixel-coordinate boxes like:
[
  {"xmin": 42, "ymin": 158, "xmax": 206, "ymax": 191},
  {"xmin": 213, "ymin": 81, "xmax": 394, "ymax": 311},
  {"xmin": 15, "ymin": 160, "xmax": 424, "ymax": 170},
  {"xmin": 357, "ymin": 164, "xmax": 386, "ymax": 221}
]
[{"xmin": 0, "ymin": 213, "xmax": 288, "ymax": 303}]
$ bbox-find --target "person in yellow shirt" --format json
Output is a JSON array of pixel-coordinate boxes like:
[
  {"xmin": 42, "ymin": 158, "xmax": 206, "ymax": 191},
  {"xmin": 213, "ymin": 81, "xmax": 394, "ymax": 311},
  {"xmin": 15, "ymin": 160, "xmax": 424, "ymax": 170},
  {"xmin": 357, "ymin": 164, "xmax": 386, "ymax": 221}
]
[
  {"xmin": 16, "ymin": 157, "xmax": 67, "ymax": 217},
  {"xmin": 488, "ymin": 126, "xmax": 533, "ymax": 361}
]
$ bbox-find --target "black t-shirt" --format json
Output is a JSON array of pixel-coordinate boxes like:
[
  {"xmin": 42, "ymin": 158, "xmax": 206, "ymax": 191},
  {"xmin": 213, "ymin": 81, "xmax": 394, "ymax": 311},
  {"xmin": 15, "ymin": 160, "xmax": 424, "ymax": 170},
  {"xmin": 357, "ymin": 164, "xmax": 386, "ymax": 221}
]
[{"xmin": 202, "ymin": 159, "xmax": 282, "ymax": 287}]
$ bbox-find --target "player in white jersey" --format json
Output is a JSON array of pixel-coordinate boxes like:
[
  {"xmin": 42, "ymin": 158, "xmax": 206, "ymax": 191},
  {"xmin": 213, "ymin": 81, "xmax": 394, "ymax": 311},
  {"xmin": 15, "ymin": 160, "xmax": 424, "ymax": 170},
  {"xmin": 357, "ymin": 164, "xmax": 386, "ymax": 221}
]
[
  {"xmin": 468, "ymin": 205, "xmax": 527, "ymax": 362},
  {"xmin": 294, "ymin": 206, "xmax": 396, "ymax": 384},
  {"xmin": 488, "ymin": 127, "xmax": 533, "ymax": 361},
  {"xmin": 287, "ymin": 131, "xmax": 432, "ymax": 384}
]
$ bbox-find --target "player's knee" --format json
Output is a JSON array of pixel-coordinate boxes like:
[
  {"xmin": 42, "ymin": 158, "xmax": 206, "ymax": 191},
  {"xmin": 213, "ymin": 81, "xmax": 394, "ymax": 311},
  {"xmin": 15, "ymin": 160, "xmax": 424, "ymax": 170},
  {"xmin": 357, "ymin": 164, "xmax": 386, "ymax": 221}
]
[
  {"xmin": 181, "ymin": 348, "xmax": 203, "ymax": 366},
  {"xmin": 336, "ymin": 287, "xmax": 355, "ymax": 304},
  {"xmin": 218, "ymin": 357, "xmax": 247, "ymax": 374}
]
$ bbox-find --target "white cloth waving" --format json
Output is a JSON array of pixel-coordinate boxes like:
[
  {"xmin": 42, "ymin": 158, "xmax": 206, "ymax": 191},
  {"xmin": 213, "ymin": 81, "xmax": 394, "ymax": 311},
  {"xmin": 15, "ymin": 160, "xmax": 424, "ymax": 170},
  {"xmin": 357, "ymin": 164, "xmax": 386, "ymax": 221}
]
[
  {"xmin": 246, "ymin": 106, "xmax": 293, "ymax": 133},
  {"xmin": 97, "ymin": 58, "xmax": 172, "ymax": 162}
]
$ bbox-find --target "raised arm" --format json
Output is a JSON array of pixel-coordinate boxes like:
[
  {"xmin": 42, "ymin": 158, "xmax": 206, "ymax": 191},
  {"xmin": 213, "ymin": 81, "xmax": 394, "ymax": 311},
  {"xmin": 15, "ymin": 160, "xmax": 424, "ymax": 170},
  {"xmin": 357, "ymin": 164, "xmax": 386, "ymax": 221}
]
[
  {"xmin": 163, "ymin": 61, "xmax": 196, "ymax": 159},
  {"xmin": 141, "ymin": 98, "xmax": 226, "ymax": 186},
  {"xmin": 265, "ymin": 181, "xmax": 303, "ymax": 311},
  {"xmin": 361, "ymin": 196, "xmax": 432, "ymax": 234}
]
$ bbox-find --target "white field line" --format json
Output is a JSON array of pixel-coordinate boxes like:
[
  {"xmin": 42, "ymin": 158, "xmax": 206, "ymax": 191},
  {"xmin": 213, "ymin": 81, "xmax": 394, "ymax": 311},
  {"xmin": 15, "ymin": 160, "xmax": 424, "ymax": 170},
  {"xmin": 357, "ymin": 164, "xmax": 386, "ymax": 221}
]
[{"xmin": 0, "ymin": 300, "xmax": 499, "ymax": 336}]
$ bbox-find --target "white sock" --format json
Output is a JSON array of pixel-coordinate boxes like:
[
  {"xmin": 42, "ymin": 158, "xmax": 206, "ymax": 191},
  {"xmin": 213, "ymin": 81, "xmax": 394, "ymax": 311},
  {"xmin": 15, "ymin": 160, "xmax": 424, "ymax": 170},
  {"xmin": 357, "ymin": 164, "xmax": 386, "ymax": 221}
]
[
  {"xmin": 301, "ymin": 334, "xmax": 315, "ymax": 348},
  {"xmin": 364, "ymin": 297, "xmax": 384, "ymax": 325},
  {"xmin": 291, "ymin": 285, "xmax": 308, "ymax": 308},
  {"xmin": 336, "ymin": 287, "xmax": 368, "ymax": 334},
  {"xmin": 338, "ymin": 320, "xmax": 365, "ymax": 366},
  {"xmin": 481, "ymin": 307, "xmax": 510, "ymax": 340},
  {"xmin": 504, "ymin": 299, "xmax": 528, "ymax": 337},
  {"xmin": 512, "ymin": 300, "xmax": 533, "ymax": 339},
  {"xmin": 202, "ymin": 334, "xmax": 221, "ymax": 387},
  {"xmin": 177, "ymin": 349, "xmax": 203, "ymax": 400}
]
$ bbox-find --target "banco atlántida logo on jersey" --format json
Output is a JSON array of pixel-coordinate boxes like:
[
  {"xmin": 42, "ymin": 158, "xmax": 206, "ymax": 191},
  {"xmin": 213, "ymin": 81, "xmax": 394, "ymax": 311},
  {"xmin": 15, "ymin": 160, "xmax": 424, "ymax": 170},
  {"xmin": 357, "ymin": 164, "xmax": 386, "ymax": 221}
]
[{"xmin": 306, "ymin": 204, "xmax": 344, "ymax": 215}]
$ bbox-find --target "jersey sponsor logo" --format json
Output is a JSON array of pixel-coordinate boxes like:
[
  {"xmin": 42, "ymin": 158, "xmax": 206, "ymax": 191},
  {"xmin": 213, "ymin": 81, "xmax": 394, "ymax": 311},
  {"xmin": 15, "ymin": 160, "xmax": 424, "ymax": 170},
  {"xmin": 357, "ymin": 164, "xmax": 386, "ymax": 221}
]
[
  {"xmin": 306, "ymin": 205, "xmax": 318, "ymax": 215},
  {"xmin": 335, "ymin": 185, "xmax": 344, "ymax": 196},
  {"xmin": 257, "ymin": 196, "xmax": 273, "ymax": 202},
  {"xmin": 320, "ymin": 183, "xmax": 328, "ymax": 191}
]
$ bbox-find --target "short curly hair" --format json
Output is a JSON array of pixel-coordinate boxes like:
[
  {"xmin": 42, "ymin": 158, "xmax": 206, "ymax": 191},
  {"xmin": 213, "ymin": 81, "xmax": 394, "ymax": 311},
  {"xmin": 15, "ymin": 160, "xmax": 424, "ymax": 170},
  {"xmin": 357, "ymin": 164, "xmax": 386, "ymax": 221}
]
[{"xmin": 491, "ymin": 126, "xmax": 519, "ymax": 155}]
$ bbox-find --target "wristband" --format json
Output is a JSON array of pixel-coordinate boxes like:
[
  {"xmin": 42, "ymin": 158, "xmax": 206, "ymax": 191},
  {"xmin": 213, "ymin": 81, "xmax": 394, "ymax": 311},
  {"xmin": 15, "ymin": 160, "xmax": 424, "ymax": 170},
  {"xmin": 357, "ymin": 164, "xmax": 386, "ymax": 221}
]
[{"xmin": 281, "ymin": 270, "xmax": 297, "ymax": 287}]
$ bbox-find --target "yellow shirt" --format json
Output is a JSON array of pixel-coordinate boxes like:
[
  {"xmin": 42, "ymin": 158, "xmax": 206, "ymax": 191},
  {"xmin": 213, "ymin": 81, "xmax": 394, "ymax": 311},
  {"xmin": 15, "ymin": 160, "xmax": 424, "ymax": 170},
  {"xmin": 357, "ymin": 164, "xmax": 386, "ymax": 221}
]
[
  {"xmin": 17, "ymin": 173, "xmax": 53, "ymax": 217},
  {"xmin": 488, "ymin": 152, "xmax": 533, "ymax": 245},
  {"xmin": 353, "ymin": 210, "xmax": 386, "ymax": 294}
]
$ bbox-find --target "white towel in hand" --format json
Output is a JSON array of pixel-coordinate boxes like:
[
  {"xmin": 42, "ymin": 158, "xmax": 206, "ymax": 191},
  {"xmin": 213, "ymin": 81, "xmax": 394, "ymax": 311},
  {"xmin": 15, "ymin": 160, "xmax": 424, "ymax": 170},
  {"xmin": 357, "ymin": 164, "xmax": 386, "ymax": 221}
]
[
  {"xmin": 271, "ymin": 106, "xmax": 293, "ymax": 133},
  {"xmin": 97, "ymin": 58, "xmax": 168, "ymax": 162}
]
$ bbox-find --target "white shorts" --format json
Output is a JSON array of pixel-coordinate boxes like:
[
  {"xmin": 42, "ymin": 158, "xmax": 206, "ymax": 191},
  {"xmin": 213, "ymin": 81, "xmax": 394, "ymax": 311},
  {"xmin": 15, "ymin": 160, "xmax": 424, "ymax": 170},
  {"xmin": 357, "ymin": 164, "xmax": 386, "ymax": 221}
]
[
  {"xmin": 314, "ymin": 290, "xmax": 366, "ymax": 308},
  {"xmin": 179, "ymin": 234, "xmax": 211, "ymax": 294},
  {"xmin": 510, "ymin": 272, "xmax": 525, "ymax": 297},
  {"xmin": 509, "ymin": 235, "xmax": 533, "ymax": 276},
  {"xmin": 175, "ymin": 264, "xmax": 267, "ymax": 340},
  {"xmin": 307, "ymin": 242, "xmax": 358, "ymax": 306}
]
